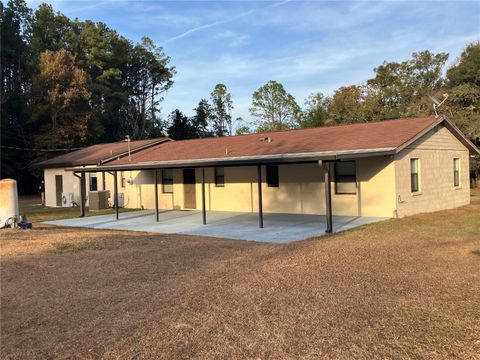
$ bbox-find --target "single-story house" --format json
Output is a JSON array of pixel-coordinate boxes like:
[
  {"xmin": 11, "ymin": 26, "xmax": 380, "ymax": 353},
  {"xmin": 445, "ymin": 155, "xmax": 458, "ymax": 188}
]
[{"xmin": 39, "ymin": 116, "xmax": 479, "ymax": 232}]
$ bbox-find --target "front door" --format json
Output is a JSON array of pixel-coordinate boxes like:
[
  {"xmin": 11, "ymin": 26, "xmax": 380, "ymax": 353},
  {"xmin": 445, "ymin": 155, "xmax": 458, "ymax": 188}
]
[
  {"xmin": 183, "ymin": 169, "xmax": 196, "ymax": 209},
  {"xmin": 55, "ymin": 175, "xmax": 63, "ymax": 206}
]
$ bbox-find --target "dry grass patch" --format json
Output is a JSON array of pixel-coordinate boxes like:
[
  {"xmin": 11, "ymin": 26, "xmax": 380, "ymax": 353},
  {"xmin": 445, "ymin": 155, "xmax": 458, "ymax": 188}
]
[
  {"xmin": 1, "ymin": 192, "xmax": 479, "ymax": 359},
  {"xmin": 18, "ymin": 196, "xmax": 140, "ymax": 223}
]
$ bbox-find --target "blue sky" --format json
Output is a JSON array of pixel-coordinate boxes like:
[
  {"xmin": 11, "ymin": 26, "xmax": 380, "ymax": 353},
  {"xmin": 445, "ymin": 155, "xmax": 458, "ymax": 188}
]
[{"xmin": 28, "ymin": 0, "xmax": 479, "ymax": 125}]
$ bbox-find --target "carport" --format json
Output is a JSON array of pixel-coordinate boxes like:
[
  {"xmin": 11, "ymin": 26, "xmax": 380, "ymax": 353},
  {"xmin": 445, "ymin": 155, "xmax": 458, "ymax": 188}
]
[
  {"xmin": 44, "ymin": 209, "xmax": 387, "ymax": 243},
  {"xmin": 68, "ymin": 157, "xmax": 353, "ymax": 234},
  {"xmin": 66, "ymin": 145, "xmax": 397, "ymax": 237}
]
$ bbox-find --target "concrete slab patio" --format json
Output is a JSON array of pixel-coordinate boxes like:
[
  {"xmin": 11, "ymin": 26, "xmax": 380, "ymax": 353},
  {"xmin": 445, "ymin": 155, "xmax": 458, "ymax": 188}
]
[{"xmin": 43, "ymin": 210, "xmax": 387, "ymax": 243}]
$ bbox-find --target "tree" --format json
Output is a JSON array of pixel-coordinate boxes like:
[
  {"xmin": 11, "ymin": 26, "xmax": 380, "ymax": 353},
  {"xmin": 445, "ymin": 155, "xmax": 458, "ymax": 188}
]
[
  {"xmin": 368, "ymin": 50, "xmax": 449, "ymax": 118},
  {"xmin": 191, "ymin": 99, "xmax": 214, "ymax": 137},
  {"xmin": 0, "ymin": 0, "xmax": 33, "ymax": 178},
  {"xmin": 0, "ymin": 0, "xmax": 177, "ymax": 194},
  {"xmin": 301, "ymin": 92, "xmax": 330, "ymax": 128},
  {"xmin": 29, "ymin": 3, "xmax": 69, "ymax": 57},
  {"xmin": 210, "ymin": 84, "xmax": 233, "ymax": 136},
  {"xmin": 327, "ymin": 86, "xmax": 364, "ymax": 124},
  {"xmin": 235, "ymin": 125, "xmax": 252, "ymax": 135},
  {"xmin": 444, "ymin": 43, "xmax": 480, "ymax": 139},
  {"xmin": 249, "ymin": 80, "xmax": 301, "ymax": 132},
  {"xmin": 167, "ymin": 109, "xmax": 195, "ymax": 140},
  {"xmin": 122, "ymin": 37, "xmax": 174, "ymax": 139},
  {"xmin": 230, "ymin": 117, "xmax": 248, "ymax": 135},
  {"xmin": 447, "ymin": 42, "xmax": 480, "ymax": 88},
  {"xmin": 327, "ymin": 85, "xmax": 384, "ymax": 125},
  {"xmin": 444, "ymin": 42, "xmax": 480, "ymax": 182},
  {"xmin": 31, "ymin": 49, "xmax": 91, "ymax": 149}
]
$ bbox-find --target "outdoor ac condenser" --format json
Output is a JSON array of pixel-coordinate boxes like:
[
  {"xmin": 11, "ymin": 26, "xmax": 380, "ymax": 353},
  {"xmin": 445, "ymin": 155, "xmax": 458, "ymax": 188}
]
[
  {"xmin": 61, "ymin": 193, "xmax": 74, "ymax": 207},
  {"xmin": 89, "ymin": 190, "xmax": 109, "ymax": 211}
]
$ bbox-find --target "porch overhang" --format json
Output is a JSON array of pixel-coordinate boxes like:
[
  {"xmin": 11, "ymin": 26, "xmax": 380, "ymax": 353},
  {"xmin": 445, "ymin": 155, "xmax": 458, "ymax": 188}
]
[
  {"xmin": 65, "ymin": 147, "xmax": 396, "ymax": 233},
  {"xmin": 64, "ymin": 147, "xmax": 396, "ymax": 173}
]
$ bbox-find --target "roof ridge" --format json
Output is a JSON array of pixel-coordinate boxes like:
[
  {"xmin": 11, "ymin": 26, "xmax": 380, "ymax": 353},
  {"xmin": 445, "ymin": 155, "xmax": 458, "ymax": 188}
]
[
  {"xmin": 161, "ymin": 115, "xmax": 438, "ymax": 145},
  {"xmin": 85, "ymin": 136, "xmax": 167, "ymax": 147}
]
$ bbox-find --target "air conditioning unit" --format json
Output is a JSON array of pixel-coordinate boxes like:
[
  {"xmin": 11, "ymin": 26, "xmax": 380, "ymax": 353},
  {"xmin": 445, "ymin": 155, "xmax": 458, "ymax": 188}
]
[
  {"xmin": 89, "ymin": 190, "xmax": 109, "ymax": 210},
  {"xmin": 61, "ymin": 192, "xmax": 74, "ymax": 207}
]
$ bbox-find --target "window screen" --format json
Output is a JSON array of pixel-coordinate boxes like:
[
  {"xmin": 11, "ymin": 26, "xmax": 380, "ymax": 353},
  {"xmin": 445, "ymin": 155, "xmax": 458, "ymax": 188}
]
[
  {"xmin": 215, "ymin": 167, "xmax": 225, "ymax": 187},
  {"xmin": 410, "ymin": 159, "xmax": 419, "ymax": 193},
  {"xmin": 162, "ymin": 169, "xmax": 173, "ymax": 193},
  {"xmin": 453, "ymin": 158, "xmax": 460, "ymax": 187},
  {"xmin": 334, "ymin": 161, "xmax": 356, "ymax": 194},
  {"xmin": 266, "ymin": 165, "xmax": 279, "ymax": 187}
]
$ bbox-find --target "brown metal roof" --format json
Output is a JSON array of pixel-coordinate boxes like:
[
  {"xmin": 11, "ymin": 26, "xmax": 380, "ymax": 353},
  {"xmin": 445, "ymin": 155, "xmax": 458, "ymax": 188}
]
[
  {"xmin": 107, "ymin": 116, "xmax": 440, "ymax": 167},
  {"xmin": 36, "ymin": 137, "xmax": 169, "ymax": 168}
]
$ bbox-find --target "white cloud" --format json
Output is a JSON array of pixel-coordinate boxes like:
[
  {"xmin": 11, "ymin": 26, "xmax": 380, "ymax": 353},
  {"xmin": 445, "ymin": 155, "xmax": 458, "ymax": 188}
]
[{"xmin": 214, "ymin": 30, "xmax": 249, "ymax": 48}]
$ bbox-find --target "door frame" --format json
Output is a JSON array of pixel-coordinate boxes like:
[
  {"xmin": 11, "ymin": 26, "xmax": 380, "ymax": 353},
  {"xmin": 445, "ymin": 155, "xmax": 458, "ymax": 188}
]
[
  {"xmin": 55, "ymin": 175, "xmax": 63, "ymax": 206},
  {"xmin": 183, "ymin": 168, "xmax": 197, "ymax": 209}
]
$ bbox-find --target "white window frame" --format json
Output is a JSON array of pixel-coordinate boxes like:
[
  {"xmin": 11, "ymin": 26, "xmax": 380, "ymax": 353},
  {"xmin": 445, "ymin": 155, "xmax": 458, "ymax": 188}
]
[
  {"xmin": 410, "ymin": 158, "xmax": 420, "ymax": 194},
  {"xmin": 453, "ymin": 158, "xmax": 460, "ymax": 187}
]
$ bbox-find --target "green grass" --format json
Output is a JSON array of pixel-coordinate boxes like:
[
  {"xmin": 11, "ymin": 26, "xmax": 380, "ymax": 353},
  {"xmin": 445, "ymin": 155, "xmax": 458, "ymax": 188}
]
[{"xmin": 19, "ymin": 196, "xmax": 141, "ymax": 223}]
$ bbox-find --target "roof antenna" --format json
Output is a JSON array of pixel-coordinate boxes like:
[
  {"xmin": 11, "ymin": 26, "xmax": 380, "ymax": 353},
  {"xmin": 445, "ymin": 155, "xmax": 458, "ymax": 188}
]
[
  {"xmin": 125, "ymin": 135, "xmax": 131, "ymax": 161},
  {"xmin": 428, "ymin": 93, "xmax": 448, "ymax": 118}
]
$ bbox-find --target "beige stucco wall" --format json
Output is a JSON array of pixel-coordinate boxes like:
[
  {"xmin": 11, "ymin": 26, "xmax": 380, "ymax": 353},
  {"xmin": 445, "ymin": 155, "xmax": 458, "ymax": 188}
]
[
  {"xmin": 44, "ymin": 166, "xmax": 106, "ymax": 207},
  {"xmin": 103, "ymin": 170, "xmax": 174, "ymax": 210},
  {"xmin": 394, "ymin": 125, "xmax": 470, "ymax": 217},
  {"xmin": 355, "ymin": 157, "xmax": 397, "ymax": 218},
  {"xmin": 44, "ymin": 158, "xmax": 397, "ymax": 218},
  {"xmin": 44, "ymin": 168, "xmax": 80, "ymax": 207},
  {"xmin": 44, "ymin": 167, "xmax": 176, "ymax": 209},
  {"xmin": 158, "ymin": 159, "xmax": 396, "ymax": 217}
]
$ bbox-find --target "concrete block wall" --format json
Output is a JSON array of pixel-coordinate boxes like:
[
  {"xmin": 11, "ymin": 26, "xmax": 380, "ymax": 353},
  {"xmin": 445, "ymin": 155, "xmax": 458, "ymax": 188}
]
[{"xmin": 394, "ymin": 125, "xmax": 470, "ymax": 217}]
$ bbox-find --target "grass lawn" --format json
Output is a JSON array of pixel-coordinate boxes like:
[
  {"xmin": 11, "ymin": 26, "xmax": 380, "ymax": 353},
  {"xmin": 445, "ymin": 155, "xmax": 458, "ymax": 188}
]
[{"xmin": 1, "ymin": 191, "xmax": 479, "ymax": 359}]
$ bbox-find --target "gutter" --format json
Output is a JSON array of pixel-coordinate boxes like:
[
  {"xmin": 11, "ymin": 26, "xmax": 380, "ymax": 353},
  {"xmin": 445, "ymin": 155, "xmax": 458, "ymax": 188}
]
[{"xmin": 65, "ymin": 147, "xmax": 396, "ymax": 173}]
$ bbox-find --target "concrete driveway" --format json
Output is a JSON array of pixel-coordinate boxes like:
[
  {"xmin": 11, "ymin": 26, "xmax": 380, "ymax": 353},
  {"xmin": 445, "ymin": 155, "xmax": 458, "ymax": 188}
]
[{"xmin": 43, "ymin": 209, "xmax": 387, "ymax": 243}]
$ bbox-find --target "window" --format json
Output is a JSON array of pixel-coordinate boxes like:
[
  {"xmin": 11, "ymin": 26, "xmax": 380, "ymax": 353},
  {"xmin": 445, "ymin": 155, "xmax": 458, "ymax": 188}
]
[
  {"xmin": 266, "ymin": 165, "xmax": 279, "ymax": 187},
  {"xmin": 214, "ymin": 167, "xmax": 225, "ymax": 187},
  {"xmin": 89, "ymin": 175, "xmax": 98, "ymax": 191},
  {"xmin": 410, "ymin": 158, "xmax": 420, "ymax": 193},
  {"xmin": 162, "ymin": 169, "xmax": 173, "ymax": 193},
  {"xmin": 121, "ymin": 178, "xmax": 126, "ymax": 188},
  {"xmin": 453, "ymin": 158, "xmax": 460, "ymax": 187},
  {"xmin": 334, "ymin": 161, "xmax": 356, "ymax": 194}
]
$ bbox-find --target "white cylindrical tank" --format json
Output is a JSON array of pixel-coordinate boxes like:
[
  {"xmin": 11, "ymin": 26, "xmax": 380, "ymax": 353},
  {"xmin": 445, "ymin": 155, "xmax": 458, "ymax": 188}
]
[{"xmin": 0, "ymin": 179, "xmax": 19, "ymax": 228}]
